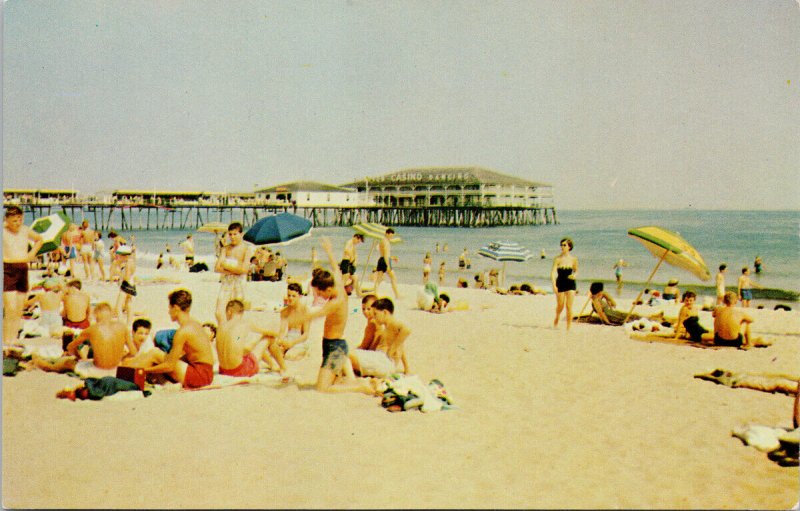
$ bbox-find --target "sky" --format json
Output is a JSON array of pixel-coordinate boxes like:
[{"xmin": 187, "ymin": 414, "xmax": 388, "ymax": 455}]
[{"xmin": 3, "ymin": 0, "xmax": 799, "ymax": 210}]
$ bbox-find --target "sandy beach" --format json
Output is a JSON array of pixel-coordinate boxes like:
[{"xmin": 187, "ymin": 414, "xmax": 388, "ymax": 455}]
[{"xmin": 2, "ymin": 268, "xmax": 799, "ymax": 509}]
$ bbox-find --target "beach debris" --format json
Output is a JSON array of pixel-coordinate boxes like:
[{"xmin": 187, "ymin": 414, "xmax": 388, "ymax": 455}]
[
  {"xmin": 694, "ymin": 369, "xmax": 799, "ymax": 396},
  {"xmin": 732, "ymin": 424, "xmax": 799, "ymax": 467},
  {"xmin": 380, "ymin": 375, "xmax": 454, "ymax": 413}
]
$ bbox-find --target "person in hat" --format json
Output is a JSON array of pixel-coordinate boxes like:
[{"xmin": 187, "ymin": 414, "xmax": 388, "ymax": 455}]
[
  {"xmin": 114, "ymin": 244, "xmax": 137, "ymax": 325},
  {"xmin": 663, "ymin": 279, "xmax": 680, "ymax": 304},
  {"xmin": 3, "ymin": 205, "xmax": 44, "ymax": 344}
]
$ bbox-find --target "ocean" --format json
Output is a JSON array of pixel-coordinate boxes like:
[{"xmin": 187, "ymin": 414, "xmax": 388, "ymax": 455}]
[{"xmin": 28, "ymin": 209, "xmax": 799, "ymax": 303}]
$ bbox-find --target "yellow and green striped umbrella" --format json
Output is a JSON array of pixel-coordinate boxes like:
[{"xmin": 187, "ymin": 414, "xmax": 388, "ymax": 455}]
[{"xmin": 627, "ymin": 226, "xmax": 710, "ymax": 281}]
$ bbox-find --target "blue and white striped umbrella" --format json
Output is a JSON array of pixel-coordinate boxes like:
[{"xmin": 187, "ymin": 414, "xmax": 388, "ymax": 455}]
[
  {"xmin": 477, "ymin": 241, "xmax": 532, "ymax": 262},
  {"xmin": 477, "ymin": 241, "xmax": 532, "ymax": 286}
]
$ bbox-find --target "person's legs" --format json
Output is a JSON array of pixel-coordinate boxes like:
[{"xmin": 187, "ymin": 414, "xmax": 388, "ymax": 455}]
[
  {"xmin": 565, "ymin": 290, "xmax": 575, "ymax": 330},
  {"xmin": 266, "ymin": 339, "xmax": 287, "ymax": 374},
  {"xmin": 3, "ymin": 292, "xmax": 24, "ymax": 345},
  {"xmin": 554, "ymin": 292, "xmax": 565, "ymax": 327},
  {"xmin": 373, "ymin": 271, "xmax": 385, "ymax": 294},
  {"xmin": 388, "ymin": 269, "xmax": 401, "ymax": 298},
  {"xmin": 741, "ymin": 322, "xmax": 751, "ymax": 348}
]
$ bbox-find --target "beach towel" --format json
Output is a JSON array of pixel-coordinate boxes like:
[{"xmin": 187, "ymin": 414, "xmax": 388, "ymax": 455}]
[
  {"xmin": 74, "ymin": 360, "xmax": 118, "ymax": 379},
  {"xmin": 3, "ymin": 358, "xmax": 21, "ymax": 377},
  {"xmin": 154, "ymin": 329, "xmax": 177, "ymax": 352},
  {"xmin": 57, "ymin": 377, "xmax": 145, "ymax": 401},
  {"xmin": 19, "ymin": 337, "xmax": 64, "ymax": 359},
  {"xmin": 694, "ymin": 369, "xmax": 799, "ymax": 396}
]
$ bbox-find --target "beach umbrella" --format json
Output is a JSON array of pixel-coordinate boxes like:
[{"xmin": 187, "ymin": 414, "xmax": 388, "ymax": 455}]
[
  {"xmin": 197, "ymin": 221, "xmax": 229, "ymax": 234},
  {"xmin": 350, "ymin": 223, "xmax": 402, "ymax": 287},
  {"xmin": 624, "ymin": 225, "xmax": 711, "ymax": 322},
  {"xmin": 477, "ymin": 241, "xmax": 532, "ymax": 286},
  {"xmin": 243, "ymin": 212, "xmax": 312, "ymax": 246},
  {"xmin": 31, "ymin": 211, "xmax": 71, "ymax": 255}
]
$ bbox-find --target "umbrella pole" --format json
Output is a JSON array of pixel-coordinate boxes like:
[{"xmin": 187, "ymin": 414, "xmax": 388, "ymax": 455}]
[
  {"xmin": 359, "ymin": 240, "xmax": 377, "ymax": 291},
  {"xmin": 501, "ymin": 261, "xmax": 507, "ymax": 287},
  {"xmin": 624, "ymin": 249, "xmax": 668, "ymax": 324},
  {"xmin": 576, "ymin": 292, "xmax": 592, "ymax": 320}
]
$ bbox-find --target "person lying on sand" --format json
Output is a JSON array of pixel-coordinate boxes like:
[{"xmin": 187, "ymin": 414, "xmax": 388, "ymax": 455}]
[
  {"xmin": 217, "ymin": 299, "xmax": 278, "ymax": 377},
  {"xmin": 587, "ymin": 282, "xmax": 662, "ymax": 326}
]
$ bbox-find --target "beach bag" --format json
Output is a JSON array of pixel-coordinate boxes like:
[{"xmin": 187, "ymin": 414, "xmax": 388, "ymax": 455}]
[{"xmin": 116, "ymin": 366, "xmax": 145, "ymax": 391}]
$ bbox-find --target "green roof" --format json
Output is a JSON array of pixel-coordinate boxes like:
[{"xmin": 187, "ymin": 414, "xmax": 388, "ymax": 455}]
[{"xmin": 255, "ymin": 181, "xmax": 356, "ymax": 193}]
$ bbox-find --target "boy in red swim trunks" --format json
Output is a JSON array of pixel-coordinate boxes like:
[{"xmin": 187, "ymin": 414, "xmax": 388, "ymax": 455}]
[
  {"xmin": 216, "ymin": 299, "xmax": 278, "ymax": 377},
  {"xmin": 144, "ymin": 289, "xmax": 215, "ymax": 389}
]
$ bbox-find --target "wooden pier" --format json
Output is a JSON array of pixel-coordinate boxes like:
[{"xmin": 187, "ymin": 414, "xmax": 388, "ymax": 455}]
[{"xmin": 14, "ymin": 202, "xmax": 557, "ymax": 230}]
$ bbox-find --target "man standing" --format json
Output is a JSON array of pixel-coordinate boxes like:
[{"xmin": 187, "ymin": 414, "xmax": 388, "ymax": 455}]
[
  {"xmin": 78, "ymin": 220, "xmax": 96, "ymax": 280},
  {"xmin": 180, "ymin": 234, "xmax": 195, "ymax": 270},
  {"xmin": 144, "ymin": 289, "xmax": 215, "ymax": 389},
  {"xmin": 374, "ymin": 228, "xmax": 400, "ymax": 298},
  {"xmin": 303, "ymin": 237, "xmax": 377, "ymax": 394},
  {"xmin": 715, "ymin": 264, "xmax": 728, "ymax": 306},
  {"xmin": 214, "ymin": 222, "xmax": 249, "ymax": 324},
  {"xmin": 339, "ymin": 233, "xmax": 364, "ymax": 296},
  {"xmin": 3, "ymin": 206, "xmax": 43, "ymax": 344}
]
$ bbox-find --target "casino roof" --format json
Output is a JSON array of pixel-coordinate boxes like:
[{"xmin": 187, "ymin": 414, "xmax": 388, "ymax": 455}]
[
  {"xmin": 255, "ymin": 181, "xmax": 356, "ymax": 193},
  {"xmin": 341, "ymin": 167, "xmax": 551, "ymax": 188}
]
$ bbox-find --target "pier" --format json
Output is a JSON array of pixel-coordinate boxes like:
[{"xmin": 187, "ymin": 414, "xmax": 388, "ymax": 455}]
[{"xmin": 12, "ymin": 201, "xmax": 557, "ymax": 230}]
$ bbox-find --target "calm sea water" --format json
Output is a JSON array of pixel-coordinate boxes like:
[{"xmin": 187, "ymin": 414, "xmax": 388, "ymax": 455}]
[{"xmin": 29, "ymin": 209, "xmax": 799, "ymax": 300}]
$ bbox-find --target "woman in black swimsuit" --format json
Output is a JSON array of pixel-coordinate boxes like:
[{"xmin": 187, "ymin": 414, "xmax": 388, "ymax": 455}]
[{"xmin": 551, "ymin": 238, "xmax": 578, "ymax": 330}]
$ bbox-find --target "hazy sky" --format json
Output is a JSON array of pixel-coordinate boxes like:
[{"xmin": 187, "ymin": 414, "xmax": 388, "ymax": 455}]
[{"xmin": 3, "ymin": 0, "xmax": 799, "ymax": 209}]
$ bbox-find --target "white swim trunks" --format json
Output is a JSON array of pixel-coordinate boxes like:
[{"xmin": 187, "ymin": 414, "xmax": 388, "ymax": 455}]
[{"xmin": 351, "ymin": 349, "xmax": 397, "ymax": 378}]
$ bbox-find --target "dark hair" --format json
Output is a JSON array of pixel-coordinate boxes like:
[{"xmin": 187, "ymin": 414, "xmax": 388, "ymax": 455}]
[
  {"xmin": 67, "ymin": 279, "xmax": 82, "ymax": 290},
  {"xmin": 719, "ymin": 264, "xmax": 727, "ymax": 271},
  {"xmin": 226, "ymin": 299, "xmax": 245, "ymax": 314},
  {"xmin": 228, "ymin": 222, "xmax": 243, "ymax": 233},
  {"xmin": 108, "ymin": 231, "xmax": 118, "ymax": 238},
  {"xmin": 5, "ymin": 205, "xmax": 23, "ymax": 217},
  {"xmin": 287, "ymin": 282, "xmax": 303, "ymax": 295},
  {"xmin": 372, "ymin": 297, "xmax": 394, "ymax": 314},
  {"xmin": 439, "ymin": 293, "xmax": 450, "ymax": 304},
  {"xmin": 168, "ymin": 289, "xmax": 192, "ymax": 311},
  {"xmin": 311, "ymin": 269, "xmax": 334, "ymax": 291},
  {"xmin": 361, "ymin": 293, "xmax": 377, "ymax": 305},
  {"xmin": 385, "ymin": 228, "xmax": 395, "ymax": 235},
  {"xmin": 354, "ymin": 233, "xmax": 364, "ymax": 241},
  {"xmin": 132, "ymin": 318, "xmax": 152, "ymax": 332},
  {"xmin": 590, "ymin": 282, "xmax": 604, "ymax": 295},
  {"xmin": 202, "ymin": 322, "xmax": 217, "ymax": 337},
  {"xmin": 520, "ymin": 283, "xmax": 533, "ymax": 293},
  {"xmin": 457, "ymin": 278, "xmax": 468, "ymax": 288},
  {"xmin": 682, "ymin": 290, "xmax": 697, "ymax": 301},
  {"xmin": 560, "ymin": 238, "xmax": 574, "ymax": 250},
  {"xmin": 742, "ymin": 267, "xmax": 748, "ymax": 273}
]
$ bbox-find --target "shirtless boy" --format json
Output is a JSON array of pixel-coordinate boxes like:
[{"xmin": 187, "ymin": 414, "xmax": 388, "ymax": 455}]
[
  {"xmin": 350, "ymin": 297, "xmax": 409, "ymax": 378},
  {"xmin": 66, "ymin": 302, "xmax": 137, "ymax": 374},
  {"xmin": 374, "ymin": 228, "xmax": 400, "ymax": 298},
  {"xmin": 673, "ymin": 291, "xmax": 714, "ymax": 343},
  {"xmin": 215, "ymin": 222, "xmax": 248, "ymax": 324},
  {"xmin": 79, "ymin": 220, "xmax": 96, "ymax": 280},
  {"xmin": 302, "ymin": 237, "xmax": 377, "ymax": 394},
  {"xmin": 713, "ymin": 291, "xmax": 754, "ymax": 349},
  {"xmin": 274, "ymin": 283, "xmax": 312, "ymax": 362},
  {"xmin": 144, "ymin": 289, "xmax": 215, "ymax": 389},
  {"xmin": 737, "ymin": 267, "xmax": 761, "ymax": 308},
  {"xmin": 3, "ymin": 206, "xmax": 44, "ymax": 344},
  {"xmin": 180, "ymin": 234, "xmax": 195, "ymax": 269},
  {"xmin": 120, "ymin": 319, "xmax": 161, "ymax": 369},
  {"xmin": 62, "ymin": 279, "xmax": 92, "ymax": 330},
  {"xmin": 715, "ymin": 264, "xmax": 727, "ymax": 306},
  {"xmin": 339, "ymin": 233, "xmax": 364, "ymax": 297},
  {"xmin": 114, "ymin": 246, "xmax": 137, "ymax": 325},
  {"xmin": 216, "ymin": 299, "xmax": 277, "ymax": 377},
  {"xmin": 25, "ymin": 277, "xmax": 64, "ymax": 340}
]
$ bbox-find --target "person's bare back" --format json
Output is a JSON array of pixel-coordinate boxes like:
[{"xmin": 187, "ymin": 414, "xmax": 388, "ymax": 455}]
[
  {"xmin": 67, "ymin": 303, "xmax": 132, "ymax": 369},
  {"xmin": 63, "ymin": 287, "xmax": 90, "ymax": 323}
]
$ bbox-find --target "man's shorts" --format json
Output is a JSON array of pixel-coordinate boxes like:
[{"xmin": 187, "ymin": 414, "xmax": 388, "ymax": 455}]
[
  {"xmin": 376, "ymin": 257, "xmax": 389, "ymax": 273},
  {"xmin": 339, "ymin": 259, "xmax": 356, "ymax": 275},
  {"xmin": 120, "ymin": 280, "xmax": 137, "ymax": 296},
  {"xmin": 4, "ymin": 263, "xmax": 29, "ymax": 293},
  {"xmin": 321, "ymin": 338, "xmax": 349, "ymax": 373}
]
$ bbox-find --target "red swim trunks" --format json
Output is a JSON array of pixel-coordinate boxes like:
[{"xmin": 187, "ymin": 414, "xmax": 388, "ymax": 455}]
[
  {"xmin": 219, "ymin": 352, "xmax": 259, "ymax": 378},
  {"xmin": 182, "ymin": 361, "xmax": 214, "ymax": 389},
  {"xmin": 64, "ymin": 317, "xmax": 91, "ymax": 329},
  {"xmin": 4, "ymin": 263, "xmax": 29, "ymax": 293}
]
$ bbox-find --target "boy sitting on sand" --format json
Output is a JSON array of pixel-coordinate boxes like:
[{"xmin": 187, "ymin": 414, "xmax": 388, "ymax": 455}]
[
  {"xmin": 66, "ymin": 302, "xmax": 137, "ymax": 377},
  {"xmin": 350, "ymin": 297, "xmax": 410, "ymax": 378},
  {"xmin": 217, "ymin": 299, "xmax": 278, "ymax": 377},
  {"xmin": 273, "ymin": 283, "xmax": 312, "ymax": 363},
  {"xmin": 25, "ymin": 277, "xmax": 64, "ymax": 340},
  {"xmin": 673, "ymin": 291, "xmax": 714, "ymax": 343},
  {"xmin": 143, "ymin": 289, "xmax": 216, "ymax": 389},
  {"xmin": 62, "ymin": 279, "xmax": 91, "ymax": 330},
  {"xmin": 713, "ymin": 291, "xmax": 754, "ymax": 349}
]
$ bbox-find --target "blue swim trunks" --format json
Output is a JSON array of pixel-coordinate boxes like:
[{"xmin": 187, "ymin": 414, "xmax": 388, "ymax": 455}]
[
  {"xmin": 741, "ymin": 289, "xmax": 753, "ymax": 301},
  {"xmin": 321, "ymin": 338, "xmax": 349, "ymax": 372}
]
